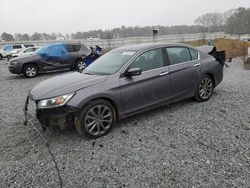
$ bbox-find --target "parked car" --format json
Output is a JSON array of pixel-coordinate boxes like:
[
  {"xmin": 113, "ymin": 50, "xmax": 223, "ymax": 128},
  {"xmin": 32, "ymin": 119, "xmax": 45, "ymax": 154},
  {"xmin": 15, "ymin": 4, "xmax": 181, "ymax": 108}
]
[
  {"xmin": 11, "ymin": 46, "xmax": 40, "ymax": 58},
  {"xmin": 25, "ymin": 43, "xmax": 225, "ymax": 138},
  {"xmin": 8, "ymin": 43, "xmax": 91, "ymax": 78},
  {"xmin": 0, "ymin": 44, "xmax": 34, "ymax": 60},
  {"xmin": 242, "ymin": 38, "xmax": 250, "ymax": 42},
  {"xmin": 0, "ymin": 45, "xmax": 12, "ymax": 60}
]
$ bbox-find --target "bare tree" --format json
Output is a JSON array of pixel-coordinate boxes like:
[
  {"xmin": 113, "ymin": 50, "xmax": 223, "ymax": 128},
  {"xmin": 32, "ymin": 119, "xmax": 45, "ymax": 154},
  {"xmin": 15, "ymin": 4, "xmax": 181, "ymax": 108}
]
[
  {"xmin": 14, "ymin": 33, "xmax": 30, "ymax": 41},
  {"xmin": 226, "ymin": 7, "xmax": 250, "ymax": 35},
  {"xmin": 1, "ymin": 32, "xmax": 15, "ymax": 41},
  {"xmin": 31, "ymin": 32, "xmax": 42, "ymax": 41},
  {"xmin": 195, "ymin": 12, "xmax": 223, "ymax": 32}
]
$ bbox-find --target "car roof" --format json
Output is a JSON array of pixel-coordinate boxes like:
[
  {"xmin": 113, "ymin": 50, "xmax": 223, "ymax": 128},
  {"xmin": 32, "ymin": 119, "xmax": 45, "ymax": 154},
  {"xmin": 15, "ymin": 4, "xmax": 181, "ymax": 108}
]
[
  {"xmin": 112, "ymin": 43, "xmax": 194, "ymax": 53},
  {"xmin": 63, "ymin": 42, "xmax": 83, "ymax": 45}
]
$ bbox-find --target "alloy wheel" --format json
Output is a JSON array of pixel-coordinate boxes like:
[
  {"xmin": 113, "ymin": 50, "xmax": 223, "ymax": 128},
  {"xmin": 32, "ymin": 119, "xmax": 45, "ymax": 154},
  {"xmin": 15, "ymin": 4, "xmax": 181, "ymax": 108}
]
[
  {"xmin": 25, "ymin": 66, "xmax": 37, "ymax": 77},
  {"xmin": 84, "ymin": 104, "xmax": 113, "ymax": 136},
  {"xmin": 77, "ymin": 61, "xmax": 86, "ymax": 70},
  {"xmin": 198, "ymin": 77, "xmax": 213, "ymax": 100}
]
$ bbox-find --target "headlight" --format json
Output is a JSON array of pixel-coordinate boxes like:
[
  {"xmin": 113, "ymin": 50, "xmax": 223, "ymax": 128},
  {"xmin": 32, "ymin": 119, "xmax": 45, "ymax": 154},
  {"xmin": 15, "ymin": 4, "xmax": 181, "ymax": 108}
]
[
  {"xmin": 37, "ymin": 93, "xmax": 74, "ymax": 109},
  {"xmin": 10, "ymin": 61, "xmax": 17, "ymax": 65}
]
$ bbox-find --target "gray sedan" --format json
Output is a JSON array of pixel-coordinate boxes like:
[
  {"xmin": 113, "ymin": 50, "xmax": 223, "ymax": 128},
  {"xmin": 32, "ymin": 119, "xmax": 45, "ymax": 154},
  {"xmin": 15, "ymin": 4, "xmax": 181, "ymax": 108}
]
[{"xmin": 25, "ymin": 43, "xmax": 224, "ymax": 138}]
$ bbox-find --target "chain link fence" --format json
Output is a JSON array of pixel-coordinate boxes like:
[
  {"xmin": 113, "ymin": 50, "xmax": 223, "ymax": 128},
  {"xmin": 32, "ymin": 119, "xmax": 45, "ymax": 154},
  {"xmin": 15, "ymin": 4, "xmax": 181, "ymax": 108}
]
[{"xmin": 1, "ymin": 32, "xmax": 245, "ymax": 49}]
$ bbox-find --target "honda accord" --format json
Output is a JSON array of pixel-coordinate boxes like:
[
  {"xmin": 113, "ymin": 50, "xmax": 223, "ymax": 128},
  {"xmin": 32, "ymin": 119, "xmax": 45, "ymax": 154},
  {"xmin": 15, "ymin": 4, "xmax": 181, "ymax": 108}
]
[{"xmin": 25, "ymin": 43, "xmax": 225, "ymax": 138}]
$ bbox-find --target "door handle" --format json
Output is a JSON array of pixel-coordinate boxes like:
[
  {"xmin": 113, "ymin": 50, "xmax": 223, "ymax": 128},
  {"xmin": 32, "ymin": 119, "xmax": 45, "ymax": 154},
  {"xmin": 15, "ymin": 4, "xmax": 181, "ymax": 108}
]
[
  {"xmin": 159, "ymin": 71, "xmax": 169, "ymax": 76},
  {"xmin": 193, "ymin": 63, "xmax": 201, "ymax": 67}
]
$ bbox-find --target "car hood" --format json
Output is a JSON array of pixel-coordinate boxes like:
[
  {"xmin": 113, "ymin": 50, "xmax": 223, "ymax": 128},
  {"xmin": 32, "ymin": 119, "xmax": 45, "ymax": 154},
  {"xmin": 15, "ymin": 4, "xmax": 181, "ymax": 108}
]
[
  {"xmin": 30, "ymin": 72, "xmax": 107, "ymax": 100},
  {"xmin": 11, "ymin": 54, "xmax": 41, "ymax": 62}
]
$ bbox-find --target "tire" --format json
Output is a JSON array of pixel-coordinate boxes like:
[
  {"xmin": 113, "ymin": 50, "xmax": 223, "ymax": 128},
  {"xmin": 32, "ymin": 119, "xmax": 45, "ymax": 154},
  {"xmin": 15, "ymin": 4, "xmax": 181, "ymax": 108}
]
[
  {"xmin": 0, "ymin": 54, "xmax": 2, "ymax": 60},
  {"xmin": 23, "ymin": 64, "xmax": 38, "ymax": 78},
  {"xmin": 194, "ymin": 74, "xmax": 214, "ymax": 102},
  {"xmin": 75, "ymin": 99, "xmax": 116, "ymax": 138},
  {"xmin": 75, "ymin": 59, "xmax": 86, "ymax": 71},
  {"xmin": 6, "ymin": 55, "xmax": 11, "ymax": 61}
]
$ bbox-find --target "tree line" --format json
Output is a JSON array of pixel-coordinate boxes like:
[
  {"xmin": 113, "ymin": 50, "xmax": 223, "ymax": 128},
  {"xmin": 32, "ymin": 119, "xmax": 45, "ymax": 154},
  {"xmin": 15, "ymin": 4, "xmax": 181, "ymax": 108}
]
[
  {"xmin": 195, "ymin": 7, "xmax": 250, "ymax": 34},
  {"xmin": 1, "ymin": 7, "xmax": 249, "ymax": 42}
]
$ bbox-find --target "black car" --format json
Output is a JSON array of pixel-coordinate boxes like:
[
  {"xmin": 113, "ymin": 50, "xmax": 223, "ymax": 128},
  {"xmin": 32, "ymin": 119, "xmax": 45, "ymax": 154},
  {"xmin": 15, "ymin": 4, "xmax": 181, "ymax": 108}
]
[
  {"xmin": 8, "ymin": 43, "xmax": 91, "ymax": 78},
  {"xmin": 25, "ymin": 43, "xmax": 225, "ymax": 138}
]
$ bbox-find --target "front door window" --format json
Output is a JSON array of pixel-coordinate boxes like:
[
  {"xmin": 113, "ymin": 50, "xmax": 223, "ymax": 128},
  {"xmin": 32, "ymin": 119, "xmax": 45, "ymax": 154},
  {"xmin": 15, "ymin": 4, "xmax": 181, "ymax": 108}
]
[{"xmin": 130, "ymin": 48, "xmax": 164, "ymax": 71}]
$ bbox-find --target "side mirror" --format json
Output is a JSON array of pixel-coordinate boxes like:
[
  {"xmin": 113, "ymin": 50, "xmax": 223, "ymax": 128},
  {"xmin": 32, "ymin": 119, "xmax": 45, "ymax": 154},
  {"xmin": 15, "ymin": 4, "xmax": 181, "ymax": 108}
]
[{"xmin": 125, "ymin": 67, "xmax": 142, "ymax": 77}]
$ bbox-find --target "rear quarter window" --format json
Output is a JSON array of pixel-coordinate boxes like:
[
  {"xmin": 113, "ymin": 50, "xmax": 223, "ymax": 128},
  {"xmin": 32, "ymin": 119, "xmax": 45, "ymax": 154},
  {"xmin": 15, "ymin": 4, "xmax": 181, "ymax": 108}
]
[
  {"xmin": 189, "ymin": 48, "xmax": 198, "ymax": 60},
  {"xmin": 80, "ymin": 44, "xmax": 90, "ymax": 52},
  {"xmin": 73, "ymin": 45, "xmax": 81, "ymax": 52},
  {"xmin": 24, "ymin": 44, "xmax": 34, "ymax": 48}
]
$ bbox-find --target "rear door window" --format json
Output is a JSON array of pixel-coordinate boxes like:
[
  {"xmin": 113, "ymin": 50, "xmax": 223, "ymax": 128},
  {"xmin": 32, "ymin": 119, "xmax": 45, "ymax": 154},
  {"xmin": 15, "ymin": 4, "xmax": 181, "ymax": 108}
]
[
  {"xmin": 13, "ymin": 45, "xmax": 22, "ymax": 49},
  {"xmin": 64, "ymin": 45, "xmax": 74, "ymax": 52},
  {"xmin": 166, "ymin": 47, "xmax": 192, "ymax": 65}
]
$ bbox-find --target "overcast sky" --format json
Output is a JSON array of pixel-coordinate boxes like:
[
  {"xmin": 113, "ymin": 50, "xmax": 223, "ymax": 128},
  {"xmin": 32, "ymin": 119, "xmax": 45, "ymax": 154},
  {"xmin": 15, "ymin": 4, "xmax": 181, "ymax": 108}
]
[{"xmin": 0, "ymin": 0, "xmax": 249, "ymax": 34}]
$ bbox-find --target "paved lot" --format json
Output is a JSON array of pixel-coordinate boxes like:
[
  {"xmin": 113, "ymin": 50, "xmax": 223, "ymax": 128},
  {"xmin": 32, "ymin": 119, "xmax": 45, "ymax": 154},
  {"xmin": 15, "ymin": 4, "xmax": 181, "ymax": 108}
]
[{"xmin": 0, "ymin": 58, "xmax": 250, "ymax": 187}]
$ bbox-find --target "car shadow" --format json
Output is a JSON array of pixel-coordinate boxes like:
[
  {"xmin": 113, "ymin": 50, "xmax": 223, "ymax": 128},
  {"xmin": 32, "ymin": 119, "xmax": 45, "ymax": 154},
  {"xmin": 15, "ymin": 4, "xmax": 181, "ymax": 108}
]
[
  {"xmin": 38, "ymin": 69, "xmax": 76, "ymax": 77},
  {"xmin": 5, "ymin": 70, "xmax": 76, "ymax": 80},
  {"xmin": 116, "ymin": 98, "xmax": 195, "ymax": 127}
]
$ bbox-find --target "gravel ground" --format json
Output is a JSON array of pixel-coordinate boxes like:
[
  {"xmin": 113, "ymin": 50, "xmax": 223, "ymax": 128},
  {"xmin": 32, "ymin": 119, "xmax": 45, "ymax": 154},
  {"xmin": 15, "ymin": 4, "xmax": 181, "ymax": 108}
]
[{"xmin": 0, "ymin": 58, "xmax": 250, "ymax": 188}]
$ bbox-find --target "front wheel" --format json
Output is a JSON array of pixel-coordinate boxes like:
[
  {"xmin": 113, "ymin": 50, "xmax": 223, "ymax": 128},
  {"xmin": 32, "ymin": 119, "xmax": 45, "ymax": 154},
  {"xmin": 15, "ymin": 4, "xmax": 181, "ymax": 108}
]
[
  {"xmin": 23, "ymin": 64, "xmax": 38, "ymax": 78},
  {"xmin": 6, "ymin": 55, "xmax": 11, "ymax": 61},
  {"xmin": 0, "ymin": 54, "xmax": 2, "ymax": 60},
  {"xmin": 194, "ymin": 75, "xmax": 214, "ymax": 102},
  {"xmin": 75, "ymin": 99, "xmax": 116, "ymax": 138}
]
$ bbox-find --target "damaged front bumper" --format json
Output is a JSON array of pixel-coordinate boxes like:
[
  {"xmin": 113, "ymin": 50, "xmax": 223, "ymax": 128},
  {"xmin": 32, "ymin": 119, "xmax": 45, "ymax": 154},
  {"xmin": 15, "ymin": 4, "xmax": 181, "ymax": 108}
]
[{"xmin": 23, "ymin": 95, "xmax": 77, "ymax": 144}]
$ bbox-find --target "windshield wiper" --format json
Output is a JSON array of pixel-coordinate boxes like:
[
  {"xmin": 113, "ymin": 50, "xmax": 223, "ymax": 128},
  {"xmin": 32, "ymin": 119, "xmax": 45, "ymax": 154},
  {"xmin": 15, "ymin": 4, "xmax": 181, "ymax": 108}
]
[{"xmin": 83, "ymin": 72, "xmax": 94, "ymax": 75}]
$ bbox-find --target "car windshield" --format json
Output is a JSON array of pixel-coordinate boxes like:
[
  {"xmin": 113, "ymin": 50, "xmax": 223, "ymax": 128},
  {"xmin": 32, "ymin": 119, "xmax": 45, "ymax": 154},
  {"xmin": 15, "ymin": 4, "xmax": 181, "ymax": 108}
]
[
  {"xmin": 2, "ymin": 45, "xmax": 12, "ymax": 52},
  {"xmin": 83, "ymin": 51, "xmax": 135, "ymax": 75}
]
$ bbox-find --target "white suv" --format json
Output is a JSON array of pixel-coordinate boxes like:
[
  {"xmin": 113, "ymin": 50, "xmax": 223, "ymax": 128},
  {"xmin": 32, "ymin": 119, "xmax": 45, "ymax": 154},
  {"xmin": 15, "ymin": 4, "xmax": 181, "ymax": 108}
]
[
  {"xmin": 12, "ymin": 46, "xmax": 40, "ymax": 58},
  {"xmin": 0, "ymin": 44, "xmax": 34, "ymax": 60}
]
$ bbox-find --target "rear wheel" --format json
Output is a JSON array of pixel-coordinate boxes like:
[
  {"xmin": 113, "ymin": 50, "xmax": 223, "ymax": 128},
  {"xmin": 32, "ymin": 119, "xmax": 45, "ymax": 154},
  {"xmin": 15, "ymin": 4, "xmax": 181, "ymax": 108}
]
[
  {"xmin": 194, "ymin": 75, "xmax": 214, "ymax": 102},
  {"xmin": 75, "ymin": 59, "xmax": 86, "ymax": 71},
  {"xmin": 0, "ymin": 54, "xmax": 2, "ymax": 60},
  {"xmin": 23, "ymin": 64, "xmax": 38, "ymax": 78},
  {"xmin": 75, "ymin": 99, "xmax": 116, "ymax": 138}
]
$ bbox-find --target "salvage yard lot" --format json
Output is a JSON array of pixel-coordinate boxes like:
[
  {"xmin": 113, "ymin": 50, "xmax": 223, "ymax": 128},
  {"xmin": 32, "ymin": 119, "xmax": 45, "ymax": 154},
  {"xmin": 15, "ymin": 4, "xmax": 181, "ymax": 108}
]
[{"xmin": 0, "ymin": 58, "xmax": 250, "ymax": 187}]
